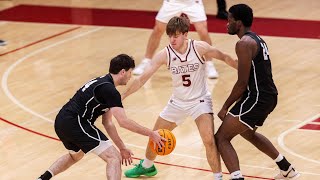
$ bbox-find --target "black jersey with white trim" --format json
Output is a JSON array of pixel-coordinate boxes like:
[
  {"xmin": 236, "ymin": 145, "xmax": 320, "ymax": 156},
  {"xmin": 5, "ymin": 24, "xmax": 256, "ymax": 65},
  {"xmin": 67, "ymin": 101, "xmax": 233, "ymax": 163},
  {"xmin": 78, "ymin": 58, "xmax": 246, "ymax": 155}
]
[
  {"xmin": 62, "ymin": 73, "xmax": 123, "ymax": 123},
  {"xmin": 244, "ymin": 32, "xmax": 278, "ymax": 96}
]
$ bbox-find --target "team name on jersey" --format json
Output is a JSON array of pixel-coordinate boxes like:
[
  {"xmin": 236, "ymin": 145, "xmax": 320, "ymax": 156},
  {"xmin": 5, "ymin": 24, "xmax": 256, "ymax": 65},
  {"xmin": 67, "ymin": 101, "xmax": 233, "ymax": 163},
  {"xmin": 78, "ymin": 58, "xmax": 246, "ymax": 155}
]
[{"xmin": 171, "ymin": 63, "xmax": 199, "ymax": 74}]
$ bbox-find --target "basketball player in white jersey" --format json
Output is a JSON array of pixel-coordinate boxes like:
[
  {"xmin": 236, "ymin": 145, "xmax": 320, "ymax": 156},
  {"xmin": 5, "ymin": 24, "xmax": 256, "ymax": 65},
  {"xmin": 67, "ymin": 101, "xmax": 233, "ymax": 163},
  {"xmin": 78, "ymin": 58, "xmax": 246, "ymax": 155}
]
[
  {"xmin": 123, "ymin": 16, "xmax": 237, "ymax": 180},
  {"xmin": 133, "ymin": 0, "xmax": 220, "ymax": 79}
]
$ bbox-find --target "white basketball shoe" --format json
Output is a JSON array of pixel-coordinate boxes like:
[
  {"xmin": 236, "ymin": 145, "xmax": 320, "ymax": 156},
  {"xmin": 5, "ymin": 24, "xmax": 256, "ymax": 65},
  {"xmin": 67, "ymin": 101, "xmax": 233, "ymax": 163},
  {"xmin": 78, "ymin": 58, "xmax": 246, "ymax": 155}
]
[
  {"xmin": 133, "ymin": 59, "xmax": 150, "ymax": 75},
  {"xmin": 206, "ymin": 61, "xmax": 219, "ymax": 79},
  {"xmin": 274, "ymin": 165, "xmax": 300, "ymax": 179}
]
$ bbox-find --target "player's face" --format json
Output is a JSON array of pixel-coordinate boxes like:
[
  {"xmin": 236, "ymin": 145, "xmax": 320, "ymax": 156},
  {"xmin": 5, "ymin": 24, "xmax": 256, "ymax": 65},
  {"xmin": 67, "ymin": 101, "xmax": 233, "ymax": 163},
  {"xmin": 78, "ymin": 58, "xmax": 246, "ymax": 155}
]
[
  {"xmin": 121, "ymin": 68, "xmax": 132, "ymax": 85},
  {"xmin": 169, "ymin": 32, "xmax": 187, "ymax": 50},
  {"xmin": 227, "ymin": 13, "xmax": 239, "ymax": 35}
]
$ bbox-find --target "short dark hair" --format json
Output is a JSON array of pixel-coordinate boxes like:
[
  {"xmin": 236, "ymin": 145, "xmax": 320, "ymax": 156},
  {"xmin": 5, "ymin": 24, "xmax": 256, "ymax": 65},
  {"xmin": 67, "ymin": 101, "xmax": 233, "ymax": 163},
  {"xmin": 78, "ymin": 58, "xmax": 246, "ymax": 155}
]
[
  {"xmin": 109, "ymin": 54, "xmax": 135, "ymax": 74},
  {"xmin": 229, "ymin": 4, "xmax": 253, "ymax": 27},
  {"xmin": 166, "ymin": 16, "xmax": 190, "ymax": 36}
]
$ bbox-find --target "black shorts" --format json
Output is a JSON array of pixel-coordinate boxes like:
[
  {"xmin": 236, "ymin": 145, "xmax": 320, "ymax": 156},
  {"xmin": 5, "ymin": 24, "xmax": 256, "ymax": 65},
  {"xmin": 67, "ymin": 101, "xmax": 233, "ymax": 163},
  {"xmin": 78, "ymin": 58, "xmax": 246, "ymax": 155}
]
[
  {"xmin": 229, "ymin": 93, "xmax": 277, "ymax": 129},
  {"xmin": 54, "ymin": 109, "xmax": 109, "ymax": 153}
]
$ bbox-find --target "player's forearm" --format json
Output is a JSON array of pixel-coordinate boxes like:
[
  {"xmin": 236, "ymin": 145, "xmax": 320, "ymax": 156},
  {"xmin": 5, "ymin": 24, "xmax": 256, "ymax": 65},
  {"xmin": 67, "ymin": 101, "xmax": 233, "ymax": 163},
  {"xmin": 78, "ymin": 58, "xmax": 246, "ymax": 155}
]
[
  {"xmin": 122, "ymin": 78, "xmax": 143, "ymax": 100},
  {"xmin": 223, "ymin": 80, "xmax": 247, "ymax": 109},
  {"xmin": 104, "ymin": 123, "xmax": 126, "ymax": 150},
  {"xmin": 224, "ymin": 55, "xmax": 238, "ymax": 69},
  {"xmin": 118, "ymin": 118, "xmax": 152, "ymax": 137}
]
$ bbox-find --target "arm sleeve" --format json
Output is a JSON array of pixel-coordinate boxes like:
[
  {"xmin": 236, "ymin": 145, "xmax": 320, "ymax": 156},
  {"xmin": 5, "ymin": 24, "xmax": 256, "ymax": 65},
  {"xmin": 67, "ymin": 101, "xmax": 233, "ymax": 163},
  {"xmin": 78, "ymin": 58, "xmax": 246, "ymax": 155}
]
[{"xmin": 94, "ymin": 83, "xmax": 123, "ymax": 108}]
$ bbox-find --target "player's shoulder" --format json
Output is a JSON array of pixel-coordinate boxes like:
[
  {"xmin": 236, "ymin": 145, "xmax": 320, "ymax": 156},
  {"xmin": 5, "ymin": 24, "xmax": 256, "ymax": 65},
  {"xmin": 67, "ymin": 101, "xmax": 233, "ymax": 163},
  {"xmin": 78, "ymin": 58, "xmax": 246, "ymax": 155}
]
[
  {"xmin": 193, "ymin": 40, "xmax": 209, "ymax": 46},
  {"xmin": 237, "ymin": 35, "xmax": 256, "ymax": 48},
  {"xmin": 193, "ymin": 40, "xmax": 211, "ymax": 51},
  {"xmin": 155, "ymin": 48, "xmax": 168, "ymax": 59},
  {"xmin": 97, "ymin": 82, "xmax": 117, "ymax": 92}
]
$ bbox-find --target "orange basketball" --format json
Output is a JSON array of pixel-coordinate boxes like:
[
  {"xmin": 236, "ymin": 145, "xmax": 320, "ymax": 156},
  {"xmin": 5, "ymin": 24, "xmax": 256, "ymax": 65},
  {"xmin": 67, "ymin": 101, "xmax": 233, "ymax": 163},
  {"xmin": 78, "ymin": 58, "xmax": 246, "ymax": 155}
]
[{"xmin": 149, "ymin": 129, "xmax": 176, "ymax": 156}]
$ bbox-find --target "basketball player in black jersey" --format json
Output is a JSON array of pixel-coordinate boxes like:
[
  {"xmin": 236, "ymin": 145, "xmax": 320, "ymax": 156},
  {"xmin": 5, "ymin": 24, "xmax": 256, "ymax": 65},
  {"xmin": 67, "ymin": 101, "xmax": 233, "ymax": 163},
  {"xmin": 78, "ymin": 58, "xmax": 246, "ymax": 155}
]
[
  {"xmin": 215, "ymin": 4, "xmax": 300, "ymax": 180},
  {"xmin": 37, "ymin": 54, "xmax": 165, "ymax": 180}
]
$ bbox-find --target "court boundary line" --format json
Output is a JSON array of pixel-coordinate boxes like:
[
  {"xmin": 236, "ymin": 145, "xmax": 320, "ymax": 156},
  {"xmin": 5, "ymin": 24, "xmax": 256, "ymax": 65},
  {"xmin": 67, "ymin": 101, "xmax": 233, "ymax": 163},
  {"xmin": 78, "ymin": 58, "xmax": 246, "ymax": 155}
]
[
  {"xmin": 278, "ymin": 113, "xmax": 320, "ymax": 164},
  {"xmin": 0, "ymin": 26, "xmax": 81, "ymax": 56},
  {"xmin": 0, "ymin": 116, "xmax": 274, "ymax": 180},
  {"xmin": 1, "ymin": 116, "xmax": 320, "ymax": 177},
  {"xmin": 1, "ymin": 27, "xmax": 103, "ymax": 123}
]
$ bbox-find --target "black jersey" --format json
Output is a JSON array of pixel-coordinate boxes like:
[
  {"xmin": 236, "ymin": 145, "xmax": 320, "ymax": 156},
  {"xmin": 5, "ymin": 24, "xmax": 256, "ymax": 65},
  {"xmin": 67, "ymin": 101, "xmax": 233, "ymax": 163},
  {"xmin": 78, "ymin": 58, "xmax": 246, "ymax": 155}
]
[
  {"xmin": 62, "ymin": 73, "xmax": 123, "ymax": 124},
  {"xmin": 244, "ymin": 32, "xmax": 278, "ymax": 96}
]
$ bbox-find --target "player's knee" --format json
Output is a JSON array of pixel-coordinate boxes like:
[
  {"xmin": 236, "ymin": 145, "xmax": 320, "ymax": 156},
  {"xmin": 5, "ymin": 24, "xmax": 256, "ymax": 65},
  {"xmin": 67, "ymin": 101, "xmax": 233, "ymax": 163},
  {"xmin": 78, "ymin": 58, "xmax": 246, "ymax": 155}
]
[
  {"xmin": 197, "ymin": 28, "xmax": 208, "ymax": 35},
  {"xmin": 202, "ymin": 135, "xmax": 215, "ymax": 148},
  {"xmin": 153, "ymin": 24, "xmax": 165, "ymax": 34},
  {"xmin": 241, "ymin": 131, "xmax": 255, "ymax": 142},
  {"xmin": 215, "ymin": 132, "xmax": 226, "ymax": 145},
  {"xmin": 69, "ymin": 151, "xmax": 84, "ymax": 162},
  {"xmin": 107, "ymin": 151, "xmax": 121, "ymax": 165},
  {"xmin": 108, "ymin": 154, "xmax": 121, "ymax": 166}
]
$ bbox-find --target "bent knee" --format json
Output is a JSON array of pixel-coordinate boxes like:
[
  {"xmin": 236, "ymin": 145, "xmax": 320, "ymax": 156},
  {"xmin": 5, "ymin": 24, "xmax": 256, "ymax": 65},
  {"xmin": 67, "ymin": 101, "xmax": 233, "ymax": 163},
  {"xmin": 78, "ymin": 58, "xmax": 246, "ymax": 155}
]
[
  {"xmin": 153, "ymin": 24, "xmax": 166, "ymax": 34},
  {"xmin": 215, "ymin": 132, "xmax": 228, "ymax": 143},
  {"xmin": 70, "ymin": 151, "xmax": 84, "ymax": 162},
  {"xmin": 108, "ymin": 154, "xmax": 121, "ymax": 165},
  {"xmin": 202, "ymin": 136, "xmax": 216, "ymax": 147}
]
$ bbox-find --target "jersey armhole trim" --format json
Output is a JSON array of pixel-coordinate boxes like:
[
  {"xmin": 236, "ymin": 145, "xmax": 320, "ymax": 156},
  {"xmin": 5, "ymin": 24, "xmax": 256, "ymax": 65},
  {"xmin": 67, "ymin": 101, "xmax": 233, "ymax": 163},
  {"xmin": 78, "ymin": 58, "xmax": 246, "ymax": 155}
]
[
  {"xmin": 93, "ymin": 82, "xmax": 113, "ymax": 105},
  {"xmin": 165, "ymin": 46, "xmax": 171, "ymax": 69},
  {"xmin": 191, "ymin": 40, "xmax": 205, "ymax": 64}
]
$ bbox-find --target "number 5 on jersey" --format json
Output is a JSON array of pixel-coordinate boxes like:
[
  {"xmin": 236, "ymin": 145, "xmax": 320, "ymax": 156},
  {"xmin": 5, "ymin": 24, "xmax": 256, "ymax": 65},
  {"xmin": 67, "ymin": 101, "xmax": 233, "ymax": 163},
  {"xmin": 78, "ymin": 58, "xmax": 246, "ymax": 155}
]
[{"xmin": 182, "ymin": 74, "xmax": 191, "ymax": 87}]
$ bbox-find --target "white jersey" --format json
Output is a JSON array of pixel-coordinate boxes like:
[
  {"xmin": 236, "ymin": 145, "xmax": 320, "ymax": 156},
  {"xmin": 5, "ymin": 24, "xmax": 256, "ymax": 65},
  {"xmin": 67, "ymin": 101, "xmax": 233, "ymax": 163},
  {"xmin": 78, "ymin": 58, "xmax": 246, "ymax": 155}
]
[{"xmin": 165, "ymin": 39, "xmax": 210, "ymax": 101}]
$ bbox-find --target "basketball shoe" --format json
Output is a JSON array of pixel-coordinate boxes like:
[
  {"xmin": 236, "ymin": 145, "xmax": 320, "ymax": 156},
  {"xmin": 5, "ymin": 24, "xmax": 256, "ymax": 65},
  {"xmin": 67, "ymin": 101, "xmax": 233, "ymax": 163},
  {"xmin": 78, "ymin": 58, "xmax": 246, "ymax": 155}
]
[
  {"xmin": 206, "ymin": 61, "xmax": 219, "ymax": 79},
  {"xmin": 0, "ymin": 40, "xmax": 7, "ymax": 46},
  {"xmin": 124, "ymin": 159, "xmax": 157, "ymax": 178},
  {"xmin": 132, "ymin": 59, "xmax": 150, "ymax": 75},
  {"xmin": 274, "ymin": 165, "xmax": 300, "ymax": 179}
]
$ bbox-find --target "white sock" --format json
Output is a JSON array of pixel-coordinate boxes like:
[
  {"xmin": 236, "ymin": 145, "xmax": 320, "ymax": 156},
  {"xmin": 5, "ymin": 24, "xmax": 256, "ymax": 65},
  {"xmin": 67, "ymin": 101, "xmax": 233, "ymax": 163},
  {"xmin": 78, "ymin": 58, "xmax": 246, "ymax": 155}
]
[
  {"xmin": 142, "ymin": 58, "xmax": 151, "ymax": 63},
  {"xmin": 231, "ymin": 170, "xmax": 243, "ymax": 179},
  {"xmin": 48, "ymin": 169, "xmax": 54, "ymax": 176},
  {"xmin": 213, "ymin": 172, "xmax": 223, "ymax": 180},
  {"xmin": 142, "ymin": 158, "xmax": 154, "ymax": 168},
  {"xmin": 274, "ymin": 154, "xmax": 284, "ymax": 162}
]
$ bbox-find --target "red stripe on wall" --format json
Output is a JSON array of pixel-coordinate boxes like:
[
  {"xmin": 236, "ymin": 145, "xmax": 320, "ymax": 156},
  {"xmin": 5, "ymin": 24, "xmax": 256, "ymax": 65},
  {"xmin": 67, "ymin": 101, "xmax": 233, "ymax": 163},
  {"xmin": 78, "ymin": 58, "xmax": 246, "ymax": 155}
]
[
  {"xmin": 300, "ymin": 124, "xmax": 320, "ymax": 131},
  {"xmin": 1, "ymin": 4, "xmax": 319, "ymax": 39}
]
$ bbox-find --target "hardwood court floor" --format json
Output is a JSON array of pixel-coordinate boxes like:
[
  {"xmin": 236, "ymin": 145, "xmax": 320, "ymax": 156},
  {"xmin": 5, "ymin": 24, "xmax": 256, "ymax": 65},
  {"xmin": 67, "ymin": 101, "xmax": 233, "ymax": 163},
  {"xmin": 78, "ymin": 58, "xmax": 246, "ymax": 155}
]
[{"xmin": 0, "ymin": 0, "xmax": 319, "ymax": 179}]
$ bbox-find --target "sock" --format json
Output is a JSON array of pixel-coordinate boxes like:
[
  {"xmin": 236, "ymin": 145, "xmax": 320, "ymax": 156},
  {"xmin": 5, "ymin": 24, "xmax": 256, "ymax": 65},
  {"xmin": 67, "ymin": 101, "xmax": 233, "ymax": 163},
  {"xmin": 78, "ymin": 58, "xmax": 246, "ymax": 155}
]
[
  {"xmin": 231, "ymin": 170, "xmax": 243, "ymax": 179},
  {"xmin": 142, "ymin": 58, "xmax": 151, "ymax": 63},
  {"xmin": 38, "ymin": 170, "xmax": 53, "ymax": 180},
  {"xmin": 213, "ymin": 172, "xmax": 223, "ymax": 180},
  {"xmin": 142, "ymin": 158, "xmax": 154, "ymax": 168},
  {"xmin": 274, "ymin": 154, "xmax": 284, "ymax": 162},
  {"xmin": 275, "ymin": 155, "xmax": 291, "ymax": 171}
]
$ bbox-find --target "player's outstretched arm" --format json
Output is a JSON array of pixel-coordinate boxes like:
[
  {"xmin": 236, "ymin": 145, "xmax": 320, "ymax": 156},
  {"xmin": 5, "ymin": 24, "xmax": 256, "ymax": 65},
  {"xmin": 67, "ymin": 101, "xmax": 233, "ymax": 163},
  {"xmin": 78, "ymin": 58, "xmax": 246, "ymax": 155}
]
[
  {"xmin": 110, "ymin": 107, "xmax": 166, "ymax": 148},
  {"xmin": 196, "ymin": 41, "xmax": 238, "ymax": 69},
  {"xmin": 122, "ymin": 50, "xmax": 167, "ymax": 100}
]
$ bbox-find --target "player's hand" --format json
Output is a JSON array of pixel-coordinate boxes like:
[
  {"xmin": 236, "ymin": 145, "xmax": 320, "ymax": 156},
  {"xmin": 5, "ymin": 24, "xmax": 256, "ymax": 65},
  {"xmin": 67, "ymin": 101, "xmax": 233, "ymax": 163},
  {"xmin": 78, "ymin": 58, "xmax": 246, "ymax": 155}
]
[
  {"xmin": 218, "ymin": 107, "xmax": 228, "ymax": 121},
  {"xmin": 120, "ymin": 148, "xmax": 134, "ymax": 166},
  {"xmin": 149, "ymin": 130, "xmax": 166, "ymax": 150}
]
